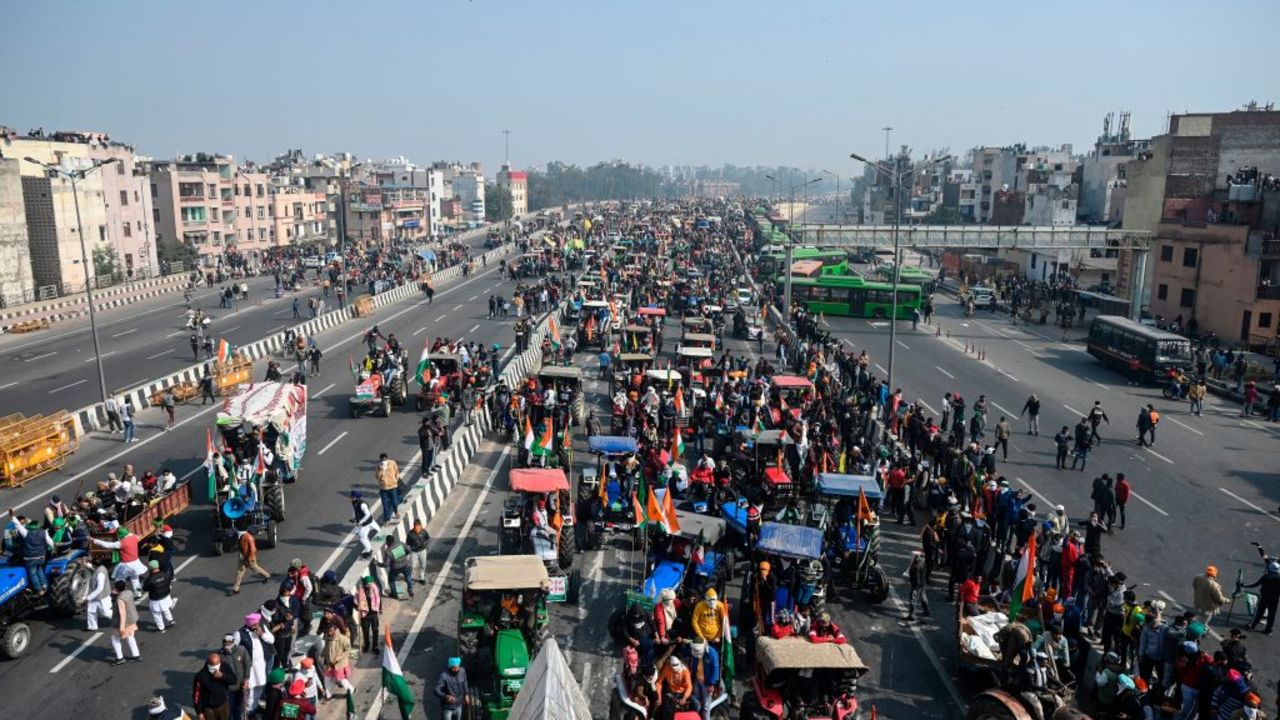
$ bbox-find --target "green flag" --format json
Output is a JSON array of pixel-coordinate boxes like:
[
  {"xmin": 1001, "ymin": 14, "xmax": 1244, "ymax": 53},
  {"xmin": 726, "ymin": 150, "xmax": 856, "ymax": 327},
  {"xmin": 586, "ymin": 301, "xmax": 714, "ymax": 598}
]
[
  {"xmin": 381, "ymin": 629, "xmax": 415, "ymax": 720},
  {"xmin": 721, "ymin": 632, "xmax": 735, "ymax": 694}
]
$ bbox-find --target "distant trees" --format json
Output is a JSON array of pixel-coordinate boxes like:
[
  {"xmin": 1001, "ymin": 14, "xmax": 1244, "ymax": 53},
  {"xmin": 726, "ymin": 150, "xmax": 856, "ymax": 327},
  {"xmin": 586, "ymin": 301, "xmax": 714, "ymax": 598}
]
[
  {"xmin": 485, "ymin": 183, "xmax": 514, "ymax": 222},
  {"xmin": 525, "ymin": 161, "xmax": 839, "ymax": 209}
]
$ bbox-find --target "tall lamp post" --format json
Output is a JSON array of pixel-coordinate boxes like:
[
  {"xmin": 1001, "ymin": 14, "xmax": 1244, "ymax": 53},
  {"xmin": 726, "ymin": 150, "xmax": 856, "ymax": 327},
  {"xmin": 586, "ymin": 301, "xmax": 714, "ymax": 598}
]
[
  {"xmin": 25, "ymin": 156, "xmax": 119, "ymax": 405},
  {"xmin": 822, "ymin": 170, "xmax": 840, "ymax": 223},
  {"xmin": 765, "ymin": 174, "xmax": 822, "ymax": 317},
  {"xmin": 847, "ymin": 151, "xmax": 950, "ymax": 393}
]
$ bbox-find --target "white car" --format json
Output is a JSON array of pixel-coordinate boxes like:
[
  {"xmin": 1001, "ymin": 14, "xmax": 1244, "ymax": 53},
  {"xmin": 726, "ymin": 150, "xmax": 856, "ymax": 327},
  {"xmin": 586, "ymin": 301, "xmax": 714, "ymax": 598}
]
[
  {"xmin": 964, "ymin": 288, "xmax": 995, "ymax": 308},
  {"xmin": 301, "ymin": 255, "xmax": 322, "ymax": 269},
  {"xmin": 735, "ymin": 288, "xmax": 754, "ymax": 306}
]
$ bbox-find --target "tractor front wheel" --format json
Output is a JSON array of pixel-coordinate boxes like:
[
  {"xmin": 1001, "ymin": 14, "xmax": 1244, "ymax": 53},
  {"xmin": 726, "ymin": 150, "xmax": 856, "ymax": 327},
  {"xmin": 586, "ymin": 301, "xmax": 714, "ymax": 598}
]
[{"xmin": 0, "ymin": 622, "xmax": 32, "ymax": 660}]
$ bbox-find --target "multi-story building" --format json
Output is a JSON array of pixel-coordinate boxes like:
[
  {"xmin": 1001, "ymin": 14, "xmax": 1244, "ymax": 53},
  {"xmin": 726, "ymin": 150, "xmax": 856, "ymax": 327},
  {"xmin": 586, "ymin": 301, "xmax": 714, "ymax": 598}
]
[
  {"xmin": 940, "ymin": 169, "xmax": 978, "ymax": 222},
  {"xmin": 2, "ymin": 129, "xmax": 158, "ymax": 291},
  {"xmin": 497, "ymin": 164, "xmax": 528, "ymax": 216},
  {"xmin": 266, "ymin": 183, "xmax": 328, "ymax": 248},
  {"xmin": 1118, "ymin": 109, "xmax": 1280, "ymax": 346},
  {"xmin": 435, "ymin": 162, "xmax": 485, "ymax": 228},
  {"xmin": 148, "ymin": 153, "xmax": 238, "ymax": 267},
  {"xmin": 0, "ymin": 158, "xmax": 34, "ymax": 305},
  {"xmin": 1078, "ymin": 112, "xmax": 1148, "ymax": 225}
]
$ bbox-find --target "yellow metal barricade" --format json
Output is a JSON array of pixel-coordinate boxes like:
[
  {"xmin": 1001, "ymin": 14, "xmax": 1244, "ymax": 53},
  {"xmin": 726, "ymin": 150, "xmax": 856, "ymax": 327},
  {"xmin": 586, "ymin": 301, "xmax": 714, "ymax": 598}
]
[{"xmin": 0, "ymin": 412, "xmax": 77, "ymax": 488}]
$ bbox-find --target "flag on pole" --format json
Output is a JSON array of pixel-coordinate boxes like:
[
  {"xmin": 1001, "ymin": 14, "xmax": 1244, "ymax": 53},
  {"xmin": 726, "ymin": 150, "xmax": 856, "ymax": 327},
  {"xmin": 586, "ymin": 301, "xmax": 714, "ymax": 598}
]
[
  {"xmin": 523, "ymin": 415, "xmax": 534, "ymax": 450},
  {"xmin": 870, "ymin": 706, "xmax": 877, "ymax": 720},
  {"xmin": 533, "ymin": 419, "xmax": 554, "ymax": 456},
  {"xmin": 1008, "ymin": 532, "xmax": 1037, "ymax": 621},
  {"xmin": 660, "ymin": 487, "xmax": 681, "ymax": 535},
  {"xmin": 632, "ymin": 492, "xmax": 646, "ymax": 527},
  {"xmin": 216, "ymin": 338, "xmax": 231, "ymax": 364},
  {"xmin": 673, "ymin": 388, "xmax": 685, "ymax": 417},
  {"xmin": 349, "ymin": 354, "xmax": 359, "ymax": 379},
  {"xmin": 721, "ymin": 631, "xmax": 736, "ymax": 693},
  {"xmin": 646, "ymin": 487, "xmax": 666, "ymax": 527},
  {"xmin": 415, "ymin": 340, "xmax": 432, "ymax": 385},
  {"xmin": 204, "ymin": 429, "xmax": 217, "ymax": 502},
  {"xmin": 549, "ymin": 316, "xmax": 561, "ymax": 345},
  {"xmin": 381, "ymin": 628, "xmax": 415, "ymax": 720}
]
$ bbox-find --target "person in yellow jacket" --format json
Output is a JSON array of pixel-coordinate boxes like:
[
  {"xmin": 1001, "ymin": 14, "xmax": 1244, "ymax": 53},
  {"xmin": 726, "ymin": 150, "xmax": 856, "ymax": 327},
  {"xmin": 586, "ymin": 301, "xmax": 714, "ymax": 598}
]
[
  {"xmin": 691, "ymin": 589, "xmax": 728, "ymax": 644},
  {"xmin": 1188, "ymin": 379, "xmax": 1207, "ymax": 416}
]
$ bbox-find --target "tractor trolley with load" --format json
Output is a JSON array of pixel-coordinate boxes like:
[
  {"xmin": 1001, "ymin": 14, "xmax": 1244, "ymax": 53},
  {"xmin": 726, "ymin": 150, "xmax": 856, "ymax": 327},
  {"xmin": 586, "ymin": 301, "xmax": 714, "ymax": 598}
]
[
  {"xmin": 739, "ymin": 636, "xmax": 869, "ymax": 720},
  {"xmin": 210, "ymin": 382, "xmax": 307, "ymax": 555},
  {"xmin": 501, "ymin": 468, "xmax": 580, "ymax": 604}
]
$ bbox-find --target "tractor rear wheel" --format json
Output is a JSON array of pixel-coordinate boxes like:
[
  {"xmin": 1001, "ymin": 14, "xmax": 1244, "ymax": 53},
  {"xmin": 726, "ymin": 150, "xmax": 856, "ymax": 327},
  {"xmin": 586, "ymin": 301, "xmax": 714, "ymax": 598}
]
[
  {"xmin": 865, "ymin": 565, "xmax": 890, "ymax": 604},
  {"xmin": 965, "ymin": 690, "xmax": 1034, "ymax": 720},
  {"xmin": 0, "ymin": 622, "xmax": 32, "ymax": 659},
  {"xmin": 260, "ymin": 520, "xmax": 278, "ymax": 549},
  {"xmin": 382, "ymin": 397, "xmax": 393, "ymax": 417},
  {"xmin": 50, "ymin": 563, "xmax": 91, "ymax": 616},
  {"xmin": 264, "ymin": 483, "xmax": 287, "ymax": 522}
]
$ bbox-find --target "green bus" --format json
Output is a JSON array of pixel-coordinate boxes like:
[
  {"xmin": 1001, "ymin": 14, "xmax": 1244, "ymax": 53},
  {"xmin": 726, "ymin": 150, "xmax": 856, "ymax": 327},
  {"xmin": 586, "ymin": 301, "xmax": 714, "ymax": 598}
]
[
  {"xmin": 789, "ymin": 274, "xmax": 923, "ymax": 320},
  {"xmin": 758, "ymin": 247, "xmax": 851, "ymax": 280},
  {"xmin": 874, "ymin": 264, "xmax": 936, "ymax": 294}
]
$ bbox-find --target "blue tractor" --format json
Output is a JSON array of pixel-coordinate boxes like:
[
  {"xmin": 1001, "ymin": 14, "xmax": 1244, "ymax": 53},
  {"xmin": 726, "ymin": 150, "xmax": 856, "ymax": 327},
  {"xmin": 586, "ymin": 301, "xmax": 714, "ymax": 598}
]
[{"xmin": 0, "ymin": 549, "xmax": 92, "ymax": 659}]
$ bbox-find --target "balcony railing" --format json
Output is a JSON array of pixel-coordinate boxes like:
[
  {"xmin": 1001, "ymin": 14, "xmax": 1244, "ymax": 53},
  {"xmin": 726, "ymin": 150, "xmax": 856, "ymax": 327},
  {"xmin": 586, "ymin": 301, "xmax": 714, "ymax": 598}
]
[
  {"xmin": 1257, "ymin": 284, "xmax": 1280, "ymax": 300},
  {"xmin": 179, "ymin": 195, "xmax": 205, "ymax": 203},
  {"xmin": 1261, "ymin": 241, "xmax": 1280, "ymax": 257}
]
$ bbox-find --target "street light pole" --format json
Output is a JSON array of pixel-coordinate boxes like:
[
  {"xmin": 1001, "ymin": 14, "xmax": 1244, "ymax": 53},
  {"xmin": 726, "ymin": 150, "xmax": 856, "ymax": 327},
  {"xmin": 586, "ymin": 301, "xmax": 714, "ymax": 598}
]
[
  {"xmin": 848, "ymin": 151, "xmax": 950, "ymax": 394},
  {"xmin": 26, "ymin": 156, "xmax": 118, "ymax": 405}
]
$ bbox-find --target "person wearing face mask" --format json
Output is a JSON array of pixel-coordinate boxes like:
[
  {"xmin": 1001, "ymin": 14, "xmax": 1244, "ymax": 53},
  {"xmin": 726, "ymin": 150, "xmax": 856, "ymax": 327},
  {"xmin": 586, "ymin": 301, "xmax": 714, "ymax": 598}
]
[
  {"xmin": 152, "ymin": 524, "xmax": 177, "ymax": 582},
  {"xmin": 193, "ymin": 652, "xmax": 239, "ymax": 720},
  {"xmin": 217, "ymin": 634, "xmax": 250, "ymax": 720},
  {"xmin": 85, "ymin": 559, "xmax": 113, "ymax": 631},
  {"xmin": 690, "ymin": 589, "xmax": 728, "ymax": 645}
]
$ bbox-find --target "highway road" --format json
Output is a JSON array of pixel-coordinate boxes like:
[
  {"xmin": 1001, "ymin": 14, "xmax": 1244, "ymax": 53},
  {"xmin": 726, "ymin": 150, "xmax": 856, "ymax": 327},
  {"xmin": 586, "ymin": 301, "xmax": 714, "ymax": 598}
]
[
  {"xmin": 816, "ymin": 282, "xmax": 1280, "ymax": 704},
  {"xmin": 0, "ymin": 227, "xmax": 501, "ymax": 418},
  {"xmin": 0, "ymin": 243, "xmax": 542, "ymax": 718}
]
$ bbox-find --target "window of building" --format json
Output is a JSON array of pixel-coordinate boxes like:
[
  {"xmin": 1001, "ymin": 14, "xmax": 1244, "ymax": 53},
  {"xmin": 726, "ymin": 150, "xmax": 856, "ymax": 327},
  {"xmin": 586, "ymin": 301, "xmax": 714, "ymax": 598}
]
[
  {"xmin": 257, "ymin": 184, "xmax": 265, "ymax": 197},
  {"xmin": 1179, "ymin": 287, "xmax": 1196, "ymax": 308},
  {"xmin": 1061, "ymin": 200, "xmax": 1070, "ymax": 209},
  {"xmin": 123, "ymin": 223, "xmax": 132, "ymax": 238},
  {"xmin": 1031, "ymin": 254, "xmax": 1037, "ymax": 269},
  {"xmin": 210, "ymin": 207, "xmax": 219, "ymax": 221},
  {"xmin": 208, "ymin": 183, "xmax": 217, "ymax": 197},
  {"xmin": 153, "ymin": 209, "xmax": 160, "ymax": 223},
  {"xmin": 150, "ymin": 183, "xmax": 158, "ymax": 198},
  {"xmin": 1155, "ymin": 283, "xmax": 1167, "ymax": 300},
  {"xmin": 134, "ymin": 190, "xmax": 140, "ymax": 202},
  {"xmin": 119, "ymin": 190, "xmax": 128, "ymax": 206},
  {"xmin": 99, "ymin": 226, "xmax": 106, "ymax": 242},
  {"xmin": 1183, "ymin": 247, "xmax": 1198, "ymax": 268},
  {"xmin": 1160, "ymin": 245, "xmax": 1174, "ymax": 262},
  {"xmin": 257, "ymin": 207, "xmax": 265, "ymax": 220},
  {"xmin": 116, "ymin": 162, "xmax": 125, "ymax": 175},
  {"xmin": 1261, "ymin": 313, "xmax": 1274, "ymax": 329}
]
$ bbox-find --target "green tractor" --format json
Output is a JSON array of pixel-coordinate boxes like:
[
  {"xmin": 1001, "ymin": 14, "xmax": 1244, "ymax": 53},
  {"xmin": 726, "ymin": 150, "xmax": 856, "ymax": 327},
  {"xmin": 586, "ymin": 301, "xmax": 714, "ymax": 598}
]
[{"xmin": 458, "ymin": 556, "xmax": 552, "ymax": 720}]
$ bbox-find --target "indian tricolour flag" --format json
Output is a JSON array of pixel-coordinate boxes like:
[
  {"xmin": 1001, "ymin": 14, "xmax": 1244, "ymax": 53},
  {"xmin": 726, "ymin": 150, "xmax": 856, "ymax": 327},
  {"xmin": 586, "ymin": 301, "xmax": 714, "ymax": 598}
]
[
  {"xmin": 533, "ymin": 419, "xmax": 554, "ymax": 456},
  {"xmin": 204, "ymin": 429, "xmax": 217, "ymax": 502},
  {"xmin": 380, "ymin": 628, "xmax": 415, "ymax": 720},
  {"xmin": 415, "ymin": 340, "xmax": 432, "ymax": 385},
  {"xmin": 215, "ymin": 338, "xmax": 231, "ymax": 364},
  {"xmin": 523, "ymin": 415, "xmax": 534, "ymax": 450},
  {"xmin": 1007, "ymin": 532, "xmax": 1037, "ymax": 621}
]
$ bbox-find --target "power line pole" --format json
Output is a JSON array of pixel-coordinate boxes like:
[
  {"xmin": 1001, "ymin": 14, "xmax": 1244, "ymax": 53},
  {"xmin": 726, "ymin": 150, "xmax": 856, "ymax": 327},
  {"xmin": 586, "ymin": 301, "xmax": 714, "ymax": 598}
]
[{"xmin": 503, "ymin": 130, "xmax": 511, "ymax": 165}]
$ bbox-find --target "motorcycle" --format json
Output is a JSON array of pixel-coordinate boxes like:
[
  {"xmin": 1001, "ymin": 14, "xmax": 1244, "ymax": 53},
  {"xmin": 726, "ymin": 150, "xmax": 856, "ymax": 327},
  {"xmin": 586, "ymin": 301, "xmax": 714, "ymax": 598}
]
[{"xmin": 184, "ymin": 310, "xmax": 211, "ymax": 330}]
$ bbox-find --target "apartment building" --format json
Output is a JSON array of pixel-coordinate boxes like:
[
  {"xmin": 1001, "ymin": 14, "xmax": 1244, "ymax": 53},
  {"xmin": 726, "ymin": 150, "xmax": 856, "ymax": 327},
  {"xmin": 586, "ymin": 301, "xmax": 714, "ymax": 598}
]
[{"xmin": 497, "ymin": 163, "xmax": 528, "ymax": 216}]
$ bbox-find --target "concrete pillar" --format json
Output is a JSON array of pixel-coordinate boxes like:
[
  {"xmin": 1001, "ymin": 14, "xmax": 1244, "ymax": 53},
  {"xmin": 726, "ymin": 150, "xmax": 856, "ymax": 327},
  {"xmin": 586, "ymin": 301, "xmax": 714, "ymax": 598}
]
[{"xmin": 1128, "ymin": 249, "xmax": 1149, "ymax": 321}]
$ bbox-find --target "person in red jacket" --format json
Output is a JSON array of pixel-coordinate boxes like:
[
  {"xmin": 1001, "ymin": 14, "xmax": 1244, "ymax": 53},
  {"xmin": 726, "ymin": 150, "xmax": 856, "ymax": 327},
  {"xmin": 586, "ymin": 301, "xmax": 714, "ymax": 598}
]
[
  {"xmin": 1060, "ymin": 532, "xmax": 1082, "ymax": 601},
  {"xmin": 1114, "ymin": 473, "xmax": 1131, "ymax": 531},
  {"xmin": 808, "ymin": 612, "xmax": 847, "ymax": 644}
]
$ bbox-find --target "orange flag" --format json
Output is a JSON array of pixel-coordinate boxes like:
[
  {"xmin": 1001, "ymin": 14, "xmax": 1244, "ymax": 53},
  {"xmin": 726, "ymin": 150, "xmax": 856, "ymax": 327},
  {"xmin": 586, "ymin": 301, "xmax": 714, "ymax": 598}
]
[
  {"xmin": 646, "ymin": 487, "xmax": 665, "ymax": 524},
  {"xmin": 632, "ymin": 492, "xmax": 645, "ymax": 524},
  {"xmin": 856, "ymin": 487, "xmax": 874, "ymax": 524},
  {"xmin": 661, "ymin": 488, "xmax": 681, "ymax": 535}
]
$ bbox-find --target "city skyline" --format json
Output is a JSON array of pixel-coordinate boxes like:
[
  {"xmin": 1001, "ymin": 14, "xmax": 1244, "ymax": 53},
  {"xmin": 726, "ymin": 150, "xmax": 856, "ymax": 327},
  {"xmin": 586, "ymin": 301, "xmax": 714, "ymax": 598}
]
[{"xmin": 4, "ymin": 0, "xmax": 1276, "ymax": 173}]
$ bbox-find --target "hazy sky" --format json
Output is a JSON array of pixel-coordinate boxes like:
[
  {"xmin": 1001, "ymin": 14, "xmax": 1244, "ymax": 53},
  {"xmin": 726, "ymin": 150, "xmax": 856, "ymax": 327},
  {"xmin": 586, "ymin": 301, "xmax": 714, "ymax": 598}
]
[{"xmin": 4, "ymin": 0, "xmax": 1277, "ymax": 175}]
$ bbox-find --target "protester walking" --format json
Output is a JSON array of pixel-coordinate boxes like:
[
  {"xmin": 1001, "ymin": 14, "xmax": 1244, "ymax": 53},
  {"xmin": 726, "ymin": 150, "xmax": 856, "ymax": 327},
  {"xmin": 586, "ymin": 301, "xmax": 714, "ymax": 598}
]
[
  {"xmin": 376, "ymin": 453, "xmax": 401, "ymax": 523},
  {"xmin": 407, "ymin": 520, "xmax": 430, "ymax": 583},
  {"xmin": 109, "ymin": 580, "xmax": 141, "ymax": 665},
  {"xmin": 193, "ymin": 652, "xmax": 239, "ymax": 720},
  {"xmin": 1020, "ymin": 394, "xmax": 1041, "ymax": 435},
  {"xmin": 230, "ymin": 529, "xmax": 270, "ymax": 594},
  {"xmin": 1193, "ymin": 566, "xmax": 1230, "ymax": 627}
]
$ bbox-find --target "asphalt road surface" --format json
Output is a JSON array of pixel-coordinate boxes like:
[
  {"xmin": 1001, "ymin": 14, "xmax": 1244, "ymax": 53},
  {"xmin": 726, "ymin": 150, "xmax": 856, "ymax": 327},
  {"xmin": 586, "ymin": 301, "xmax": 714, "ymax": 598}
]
[
  {"xmin": 0, "ymin": 250, "xmax": 541, "ymax": 718},
  {"xmin": 0, "ymin": 227, "xmax": 500, "ymax": 417}
]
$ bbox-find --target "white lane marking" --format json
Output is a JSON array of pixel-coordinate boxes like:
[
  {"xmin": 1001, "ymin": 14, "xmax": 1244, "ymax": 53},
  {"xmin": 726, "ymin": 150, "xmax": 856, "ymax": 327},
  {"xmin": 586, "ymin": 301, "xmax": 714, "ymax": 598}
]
[
  {"xmin": 1156, "ymin": 591, "xmax": 1224, "ymax": 641},
  {"xmin": 174, "ymin": 555, "xmax": 200, "ymax": 576},
  {"xmin": 1063, "ymin": 404, "xmax": 1082, "ymax": 416},
  {"xmin": 916, "ymin": 399, "xmax": 938, "ymax": 415},
  {"xmin": 1143, "ymin": 447, "xmax": 1174, "ymax": 464},
  {"xmin": 934, "ymin": 365, "xmax": 955, "ymax": 379},
  {"xmin": 223, "ymin": 325, "xmax": 241, "ymax": 333},
  {"xmin": 85, "ymin": 351, "xmax": 117, "ymax": 363},
  {"xmin": 0, "ymin": 381, "xmax": 18, "ymax": 390},
  {"xmin": 1090, "ymin": 380, "xmax": 1108, "ymax": 390},
  {"xmin": 1219, "ymin": 487, "xmax": 1280, "ymax": 524},
  {"xmin": 49, "ymin": 632, "xmax": 103, "ymax": 673},
  {"xmin": 311, "ymin": 383, "xmax": 335, "ymax": 399},
  {"xmin": 317, "ymin": 431, "xmax": 348, "ymax": 455},
  {"xmin": 998, "ymin": 369, "xmax": 1019, "ymax": 383},
  {"xmin": 166, "ymin": 331, "xmax": 185, "ymax": 338},
  {"xmin": 268, "ymin": 324, "xmax": 286, "ymax": 333},
  {"xmin": 1242, "ymin": 419, "xmax": 1266, "ymax": 429},
  {"xmin": 48, "ymin": 379, "xmax": 88, "ymax": 394},
  {"xmin": 362, "ymin": 446, "xmax": 511, "ymax": 720},
  {"xmin": 452, "ymin": 304, "xmax": 463, "ymax": 311},
  {"xmin": 145, "ymin": 349, "xmax": 175, "ymax": 360},
  {"xmin": 469, "ymin": 324, "xmax": 480, "ymax": 334},
  {"xmin": 884, "ymin": 585, "xmax": 968, "ymax": 709},
  {"xmin": 991, "ymin": 402, "xmax": 1014, "ymax": 416},
  {"xmin": 25, "ymin": 351, "xmax": 57, "ymax": 362},
  {"xmin": 468, "ymin": 295, "xmax": 478, "ymax": 302},
  {"xmin": 874, "ymin": 363, "xmax": 888, "ymax": 375},
  {"xmin": 1014, "ymin": 339, "xmax": 1035, "ymax": 351},
  {"xmin": 896, "ymin": 340, "xmax": 910, "ymax": 350},
  {"xmin": 179, "ymin": 464, "xmax": 208, "ymax": 482},
  {"xmin": 0, "ymin": 260, "xmax": 507, "ymax": 523},
  {"xmin": 1165, "ymin": 416, "xmax": 1204, "ymax": 436},
  {"xmin": 112, "ymin": 328, "xmax": 138, "ymax": 338},
  {"xmin": 412, "ymin": 326, "xmax": 426, "ymax": 336},
  {"xmin": 1129, "ymin": 490, "xmax": 1169, "ymax": 517},
  {"xmin": 435, "ymin": 314, "xmax": 446, "ymax": 322}
]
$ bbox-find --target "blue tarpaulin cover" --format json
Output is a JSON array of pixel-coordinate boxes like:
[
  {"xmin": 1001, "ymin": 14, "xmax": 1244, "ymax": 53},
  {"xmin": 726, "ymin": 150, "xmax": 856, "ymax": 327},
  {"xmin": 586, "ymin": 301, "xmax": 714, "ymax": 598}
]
[
  {"xmin": 588, "ymin": 436, "xmax": 638, "ymax": 454},
  {"xmin": 756, "ymin": 521, "xmax": 823, "ymax": 560},
  {"xmin": 815, "ymin": 473, "xmax": 883, "ymax": 501}
]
